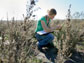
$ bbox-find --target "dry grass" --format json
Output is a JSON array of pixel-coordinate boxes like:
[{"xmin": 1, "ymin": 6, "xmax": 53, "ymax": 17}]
[{"xmin": 0, "ymin": 19, "xmax": 84, "ymax": 63}]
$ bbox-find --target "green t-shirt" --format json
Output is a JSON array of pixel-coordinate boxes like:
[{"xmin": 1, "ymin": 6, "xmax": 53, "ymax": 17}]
[{"xmin": 35, "ymin": 16, "xmax": 51, "ymax": 32}]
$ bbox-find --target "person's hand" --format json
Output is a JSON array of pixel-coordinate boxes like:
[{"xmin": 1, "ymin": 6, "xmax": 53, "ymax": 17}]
[{"xmin": 56, "ymin": 25, "xmax": 62, "ymax": 30}]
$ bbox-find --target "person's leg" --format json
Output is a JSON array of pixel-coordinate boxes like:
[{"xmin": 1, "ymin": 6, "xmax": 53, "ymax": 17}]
[
  {"xmin": 35, "ymin": 33, "xmax": 54, "ymax": 47},
  {"xmin": 35, "ymin": 34, "xmax": 46, "ymax": 52},
  {"xmin": 39, "ymin": 33, "xmax": 54, "ymax": 46},
  {"xmin": 45, "ymin": 42, "xmax": 55, "ymax": 48}
]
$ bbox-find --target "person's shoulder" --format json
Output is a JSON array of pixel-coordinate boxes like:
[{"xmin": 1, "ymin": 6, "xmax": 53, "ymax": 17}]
[
  {"xmin": 37, "ymin": 16, "xmax": 46, "ymax": 22},
  {"xmin": 40, "ymin": 16, "xmax": 47, "ymax": 21},
  {"xmin": 40, "ymin": 16, "xmax": 45, "ymax": 20}
]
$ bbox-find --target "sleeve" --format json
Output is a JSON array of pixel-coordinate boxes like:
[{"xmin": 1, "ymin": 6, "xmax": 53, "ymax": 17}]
[
  {"xmin": 40, "ymin": 16, "xmax": 45, "ymax": 21},
  {"xmin": 40, "ymin": 16, "xmax": 47, "ymax": 26},
  {"xmin": 40, "ymin": 16, "xmax": 46, "ymax": 23}
]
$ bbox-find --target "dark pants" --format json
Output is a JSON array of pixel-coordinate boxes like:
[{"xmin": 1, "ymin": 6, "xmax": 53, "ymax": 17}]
[{"xmin": 35, "ymin": 33, "xmax": 54, "ymax": 47}]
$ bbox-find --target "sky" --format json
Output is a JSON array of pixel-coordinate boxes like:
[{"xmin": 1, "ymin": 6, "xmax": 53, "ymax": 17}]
[{"xmin": 0, "ymin": 0, "xmax": 84, "ymax": 20}]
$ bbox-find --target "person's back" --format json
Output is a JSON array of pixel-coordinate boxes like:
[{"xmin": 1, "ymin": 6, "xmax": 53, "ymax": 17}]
[{"xmin": 35, "ymin": 16, "xmax": 51, "ymax": 33}]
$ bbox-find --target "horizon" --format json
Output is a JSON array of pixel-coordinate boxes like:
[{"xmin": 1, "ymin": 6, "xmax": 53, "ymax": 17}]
[
  {"xmin": 1, "ymin": 18, "xmax": 84, "ymax": 21},
  {"xmin": 0, "ymin": 0, "xmax": 84, "ymax": 20}
]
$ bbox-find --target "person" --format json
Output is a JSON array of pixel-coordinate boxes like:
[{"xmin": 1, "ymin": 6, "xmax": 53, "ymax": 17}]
[{"xmin": 35, "ymin": 8, "xmax": 61, "ymax": 52}]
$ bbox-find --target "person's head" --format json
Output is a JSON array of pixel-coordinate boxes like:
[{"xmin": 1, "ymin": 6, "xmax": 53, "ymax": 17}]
[{"xmin": 48, "ymin": 8, "xmax": 57, "ymax": 19}]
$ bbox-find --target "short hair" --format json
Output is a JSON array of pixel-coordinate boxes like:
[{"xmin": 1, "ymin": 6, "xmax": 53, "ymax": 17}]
[{"xmin": 48, "ymin": 8, "xmax": 57, "ymax": 15}]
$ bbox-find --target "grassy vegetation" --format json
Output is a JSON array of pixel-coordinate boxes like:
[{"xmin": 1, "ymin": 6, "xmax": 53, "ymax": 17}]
[{"xmin": 0, "ymin": 19, "xmax": 84, "ymax": 63}]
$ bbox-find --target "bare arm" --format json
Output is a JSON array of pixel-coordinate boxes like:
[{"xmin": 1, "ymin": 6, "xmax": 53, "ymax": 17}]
[
  {"xmin": 51, "ymin": 25, "xmax": 62, "ymax": 30},
  {"xmin": 41, "ymin": 20, "xmax": 53, "ymax": 32}
]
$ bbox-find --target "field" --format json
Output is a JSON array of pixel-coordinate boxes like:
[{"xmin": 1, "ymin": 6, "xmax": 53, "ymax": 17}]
[{"xmin": 0, "ymin": 19, "xmax": 84, "ymax": 63}]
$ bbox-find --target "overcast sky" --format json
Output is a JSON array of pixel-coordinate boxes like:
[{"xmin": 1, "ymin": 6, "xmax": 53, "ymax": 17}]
[{"xmin": 0, "ymin": 0, "xmax": 84, "ymax": 20}]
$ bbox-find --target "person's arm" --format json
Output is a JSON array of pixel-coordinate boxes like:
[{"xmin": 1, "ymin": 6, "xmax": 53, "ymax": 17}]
[
  {"xmin": 41, "ymin": 20, "xmax": 53, "ymax": 32},
  {"xmin": 51, "ymin": 25, "xmax": 62, "ymax": 30},
  {"xmin": 50, "ymin": 25, "xmax": 62, "ymax": 30}
]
